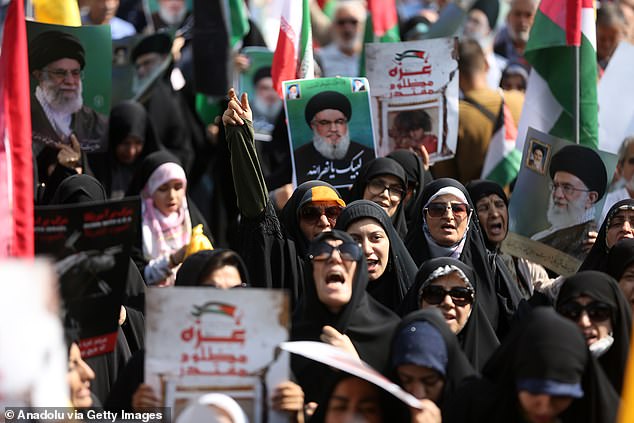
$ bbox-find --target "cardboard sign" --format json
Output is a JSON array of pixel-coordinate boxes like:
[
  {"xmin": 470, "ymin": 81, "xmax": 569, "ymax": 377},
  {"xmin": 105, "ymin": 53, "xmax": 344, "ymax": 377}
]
[
  {"xmin": 27, "ymin": 21, "xmax": 111, "ymax": 152},
  {"xmin": 283, "ymin": 77, "xmax": 377, "ymax": 188},
  {"xmin": 365, "ymin": 38, "xmax": 459, "ymax": 163},
  {"xmin": 506, "ymin": 128, "xmax": 617, "ymax": 275},
  {"xmin": 35, "ymin": 197, "xmax": 140, "ymax": 358},
  {"xmin": 146, "ymin": 288, "xmax": 290, "ymax": 423}
]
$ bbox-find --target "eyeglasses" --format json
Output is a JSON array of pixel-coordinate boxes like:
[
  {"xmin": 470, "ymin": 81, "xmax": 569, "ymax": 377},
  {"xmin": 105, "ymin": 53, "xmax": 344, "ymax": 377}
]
[
  {"xmin": 44, "ymin": 68, "xmax": 83, "ymax": 80},
  {"xmin": 424, "ymin": 202, "xmax": 471, "ymax": 219},
  {"xmin": 367, "ymin": 179, "xmax": 405, "ymax": 201},
  {"xmin": 308, "ymin": 241, "xmax": 362, "ymax": 262},
  {"xmin": 557, "ymin": 301, "xmax": 612, "ymax": 322},
  {"xmin": 420, "ymin": 285, "xmax": 474, "ymax": 307},
  {"xmin": 299, "ymin": 205, "xmax": 343, "ymax": 224},
  {"xmin": 335, "ymin": 18, "xmax": 359, "ymax": 26},
  {"xmin": 549, "ymin": 182, "xmax": 590, "ymax": 197},
  {"xmin": 312, "ymin": 118, "xmax": 348, "ymax": 128}
]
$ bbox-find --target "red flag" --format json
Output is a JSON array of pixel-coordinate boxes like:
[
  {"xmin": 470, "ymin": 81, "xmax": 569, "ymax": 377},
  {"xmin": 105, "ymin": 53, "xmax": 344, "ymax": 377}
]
[
  {"xmin": 367, "ymin": 0, "xmax": 399, "ymax": 39},
  {"xmin": 0, "ymin": 0, "xmax": 34, "ymax": 257}
]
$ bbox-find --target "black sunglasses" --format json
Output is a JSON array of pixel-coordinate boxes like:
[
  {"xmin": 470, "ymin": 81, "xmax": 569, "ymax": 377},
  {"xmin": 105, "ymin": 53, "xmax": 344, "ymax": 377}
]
[
  {"xmin": 308, "ymin": 242, "xmax": 362, "ymax": 262},
  {"xmin": 425, "ymin": 202, "xmax": 471, "ymax": 219},
  {"xmin": 557, "ymin": 301, "xmax": 612, "ymax": 322},
  {"xmin": 420, "ymin": 285, "xmax": 474, "ymax": 307},
  {"xmin": 299, "ymin": 205, "xmax": 343, "ymax": 224}
]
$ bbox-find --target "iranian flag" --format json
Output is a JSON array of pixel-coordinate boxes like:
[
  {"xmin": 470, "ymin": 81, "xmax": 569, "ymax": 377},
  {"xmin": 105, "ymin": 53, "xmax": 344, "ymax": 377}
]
[
  {"xmin": 360, "ymin": 0, "xmax": 400, "ymax": 75},
  {"xmin": 271, "ymin": 0, "xmax": 314, "ymax": 97},
  {"xmin": 481, "ymin": 100, "xmax": 522, "ymax": 186},
  {"xmin": 0, "ymin": 0, "xmax": 34, "ymax": 257},
  {"xmin": 516, "ymin": 0, "xmax": 597, "ymax": 151}
]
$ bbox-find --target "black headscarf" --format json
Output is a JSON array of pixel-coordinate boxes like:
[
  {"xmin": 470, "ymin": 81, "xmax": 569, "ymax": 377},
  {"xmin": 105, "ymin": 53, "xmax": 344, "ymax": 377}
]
[
  {"xmin": 335, "ymin": 200, "xmax": 417, "ymax": 311},
  {"xmin": 49, "ymin": 174, "xmax": 107, "ymax": 204},
  {"xmin": 174, "ymin": 249, "xmax": 250, "ymax": 287},
  {"xmin": 386, "ymin": 150, "xmax": 432, "ymax": 229},
  {"xmin": 465, "ymin": 179, "xmax": 508, "ymax": 251},
  {"xmin": 404, "ymin": 178, "xmax": 522, "ymax": 335},
  {"xmin": 398, "ymin": 257, "xmax": 500, "ymax": 370},
  {"xmin": 347, "ymin": 158, "xmax": 409, "ymax": 239},
  {"xmin": 291, "ymin": 230, "xmax": 400, "ymax": 400},
  {"xmin": 607, "ymin": 237, "xmax": 634, "ymax": 281},
  {"xmin": 580, "ymin": 198, "xmax": 634, "ymax": 272},
  {"xmin": 556, "ymin": 271, "xmax": 632, "ymax": 394},
  {"xmin": 279, "ymin": 180, "xmax": 345, "ymax": 258},
  {"xmin": 444, "ymin": 307, "xmax": 619, "ymax": 423},
  {"xmin": 390, "ymin": 308, "xmax": 477, "ymax": 408}
]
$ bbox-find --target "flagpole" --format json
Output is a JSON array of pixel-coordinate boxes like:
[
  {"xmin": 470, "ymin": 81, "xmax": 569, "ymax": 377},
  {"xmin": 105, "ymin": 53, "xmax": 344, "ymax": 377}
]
[{"xmin": 573, "ymin": 44, "xmax": 580, "ymax": 144}]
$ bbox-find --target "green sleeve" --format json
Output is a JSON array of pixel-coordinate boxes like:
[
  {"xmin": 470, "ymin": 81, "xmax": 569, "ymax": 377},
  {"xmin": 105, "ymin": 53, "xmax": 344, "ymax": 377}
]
[{"xmin": 225, "ymin": 120, "xmax": 269, "ymax": 218}]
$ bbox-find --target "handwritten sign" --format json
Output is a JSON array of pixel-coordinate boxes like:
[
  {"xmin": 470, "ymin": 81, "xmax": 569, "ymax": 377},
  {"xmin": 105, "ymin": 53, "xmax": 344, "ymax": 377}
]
[
  {"xmin": 507, "ymin": 128, "xmax": 616, "ymax": 273},
  {"xmin": 146, "ymin": 288, "xmax": 290, "ymax": 423},
  {"xmin": 283, "ymin": 77, "xmax": 377, "ymax": 188},
  {"xmin": 365, "ymin": 38, "xmax": 459, "ymax": 163}
]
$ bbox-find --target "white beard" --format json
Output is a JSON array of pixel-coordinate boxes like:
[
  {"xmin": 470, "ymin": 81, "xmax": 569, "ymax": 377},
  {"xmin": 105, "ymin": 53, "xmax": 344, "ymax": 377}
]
[
  {"xmin": 546, "ymin": 193, "xmax": 594, "ymax": 229},
  {"xmin": 251, "ymin": 94, "xmax": 282, "ymax": 123},
  {"xmin": 313, "ymin": 131, "xmax": 351, "ymax": 160},
  {"xmin": 40, "ymin": 77, "xmax": 83, "ymax": 115},
  {"xmin": 507, "ymin": 25, "xmax": 530, "ymax": 44},
  {"xmin": 158, "ymin": 5, "xmax": 187, "ymax": 26}
]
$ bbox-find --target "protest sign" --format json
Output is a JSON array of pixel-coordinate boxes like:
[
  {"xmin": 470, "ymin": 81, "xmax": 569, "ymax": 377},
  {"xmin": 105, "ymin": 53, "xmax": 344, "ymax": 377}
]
[
  {"xmin": 0, "ymin": 260, "xmax": 69, "ymax": 408},
  {"xmin": 35, "ymin": 197, "xmax": 140, "ymax": 358},
  {"xmin": 283, "ymin": 77, "xmax": 377, "ymax": 188},
  {"xmin": 365, "ymin": 38, "xmax": 459, "ymax": 163},
  {"xmin": 235, "ymin": 47, "xmax": 279, "ymax": 142},
  {"xmin": 505, "ymin": 127, "xmax": 617, "ymax": 275},
  {"xmin": 27, "ymin": 21, "xmax": 111, "ymax": 152},
  {"xmin": 146, "ymin": 288, "xmax": 289, "ymax": 423}
]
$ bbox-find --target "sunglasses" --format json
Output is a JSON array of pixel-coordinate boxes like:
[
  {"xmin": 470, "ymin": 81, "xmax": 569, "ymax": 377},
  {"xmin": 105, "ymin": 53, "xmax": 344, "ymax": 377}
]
[
  {"xmin": 367, "ymin": 179, "xmax": 405, "ymax": 201},
  {"xmin": 308, "ymin": 241, "xmax": 362, "ymax": 262},
  {"xmin": 558, "ymin": 301, "xmax": 612, "ymax": 322},
  {"xmin": 420, "ymin": 285, "xmax": 474, "ymax": 307},
  {"xmin": 299, "ymin": 205, "xmax": 343, "ymax": 224},
  {"xmin": 424, "ymin": 202, "xmax": 471, "ymax": 219}
]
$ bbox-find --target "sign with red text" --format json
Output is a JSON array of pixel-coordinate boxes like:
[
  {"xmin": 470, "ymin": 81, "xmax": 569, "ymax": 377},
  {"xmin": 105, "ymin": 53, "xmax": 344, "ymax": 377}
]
[
  {"xmin": 365, "ymin": 38, "xmax": 459, "ymax": 163},
  {"xmin": 145, "ymin": 288, "xmax": 290, "ymax": 423},
  {"xmin": 34, "ymin": 197, "xmax": 140, "ymax": 358}
]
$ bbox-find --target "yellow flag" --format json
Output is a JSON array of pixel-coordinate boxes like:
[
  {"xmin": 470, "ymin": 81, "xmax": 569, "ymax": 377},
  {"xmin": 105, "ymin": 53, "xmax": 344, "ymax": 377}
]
[
  {"xmin": 618, "ymin": 324, "xmax": 634, "ymax": 422},
  {"xmin": 32, "ymin": 0, "xmax": 81, "ymax": 26}
]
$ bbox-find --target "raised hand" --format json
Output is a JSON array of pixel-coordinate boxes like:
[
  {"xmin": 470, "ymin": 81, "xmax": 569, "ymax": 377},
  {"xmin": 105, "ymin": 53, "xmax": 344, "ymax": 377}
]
[{"xmin": 222, "ymin": 88, "xmax": 252, "ymax": 126}]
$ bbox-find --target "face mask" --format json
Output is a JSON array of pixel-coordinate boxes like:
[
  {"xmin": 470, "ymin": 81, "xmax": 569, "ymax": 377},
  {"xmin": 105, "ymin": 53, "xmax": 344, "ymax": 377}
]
[{"xmin": 589, "ymin": 333, "xmax": 614, "ymax": 358}]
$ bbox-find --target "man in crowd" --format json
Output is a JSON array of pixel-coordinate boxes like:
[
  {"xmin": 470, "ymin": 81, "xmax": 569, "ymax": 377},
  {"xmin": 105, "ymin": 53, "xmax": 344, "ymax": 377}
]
[
  {"xmin": 315, "ymin": 0, "xmax": 366, "ymax": 77},
  {"xmin": 532, "ymin": 145, "xmax": 607, "ymax": 261},
  {"xmin": 151, "ymin": 0, "xmax": 189, "ymax": 31},
  {"xmin": 601, "ymin": 136, "xmax": 634, "ymax": 221},
  {"xmin": 81, "ymin": 0, "xmax": 136, "ymax": 40},
  {"xmin": 29, "ymin": 29, "xmax": 107, "ymax": 171},
  {"xmin": 250, "ymin": 66, "xmax": 282, "ymax": 140},
  {"xmin": 493, "ymin": 0, "xmax": 538, "ymax": 66},
  {"xmin": 294, "ymin": 91, "xmax": 374, "ymax": 184}
]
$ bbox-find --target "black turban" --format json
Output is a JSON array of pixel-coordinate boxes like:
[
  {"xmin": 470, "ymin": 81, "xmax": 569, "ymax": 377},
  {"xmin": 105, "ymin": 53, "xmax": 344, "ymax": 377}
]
[
  {"xmin": 470, "ymin": 0, "xmax": 499, "ymax": 30},
  {"xmin": 253, "ymin": 66, "xmax": 271, "ymax": 85},
  {"xmin": 549, "ymin": 145, "xmax": 607, "ymax": 200},
  {"xmin": 29, "ymin": 30, "xmax": 85, "ymax": 72},
  {"xmin": 304, "ymin": 91, "xmax": 352, "ymax": 125},
  {"xmin": 131, "ymin": 33, "xmax": 172, "ymax": 63}
]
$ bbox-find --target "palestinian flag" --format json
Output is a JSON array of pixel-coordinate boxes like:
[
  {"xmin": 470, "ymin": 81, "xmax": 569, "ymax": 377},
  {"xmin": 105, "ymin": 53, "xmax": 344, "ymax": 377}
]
[
  {"xmin": 0, "ymin": 0, "xmax": 34, "ymax": 257},
  {"xmin": 360, "ymin": 0, "xmax": 400, "ymax": 76},
  {"xmin": 225, "ymin": 0, "xmax": 250, "ymax": 49},
  {"xmin": 481, "ymin": 100, "xmax": 522, "ymax": 186},
  {"xmin": 271, "ymin": 0, "xmax": 314, "ymax": 98},
  {"xmin": 516, "ymin": 0, "xmax": 597, "ymax": 152},
  {"xmin": 191, "ymin": 302, "xmax": 237, "ymax": 318}
]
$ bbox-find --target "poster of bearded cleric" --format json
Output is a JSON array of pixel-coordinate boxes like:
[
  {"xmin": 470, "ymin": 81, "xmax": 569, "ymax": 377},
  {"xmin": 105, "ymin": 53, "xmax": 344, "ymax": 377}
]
[
  {"xmin": 365, "ymin": 37, "xmax": 459, "ymax": 163},
  {"xmin": 504, "ymin": 128, "xmax": 617, "ymax": 275},
  {"xmin": 27, "ymin": 22, "xmax": 111, "ymax": 153},
  {"xmin": 283, "ymin": 77, "xmax": 377, "ymax": 188},
  {"xmin": 235, "ymin": 47, "xmax": 279, "ymax": 142}
]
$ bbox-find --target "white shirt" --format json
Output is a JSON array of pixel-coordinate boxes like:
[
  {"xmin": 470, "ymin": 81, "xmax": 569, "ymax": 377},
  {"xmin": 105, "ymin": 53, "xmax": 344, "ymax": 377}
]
[{"xmin": 316, "ymin": 44, "xmax": 360, "ymax": 77}]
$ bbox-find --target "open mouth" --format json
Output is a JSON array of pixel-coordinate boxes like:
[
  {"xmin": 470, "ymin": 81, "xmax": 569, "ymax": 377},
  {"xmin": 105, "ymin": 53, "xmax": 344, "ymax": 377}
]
[
  {"xmin": 326, "ymin": 272, "xmax": 345, "ymax": 284},
  {"xmin": 442, "ymin": 312, "xmax": 456, "ymax": 321},
  {"xmin": 487, "ymin": 221, "xmax": 504, "ymax": 235},
  {"xmin": 583, "ymin": 331, "xmax": 598, "ymax": 344},
  {"xmin": 367, "ymin": 259, "xmax": 379, "ymax": 272},
  {"xmin": 441, "ymin": 223, "xmax": 456, "ymax": 231}
]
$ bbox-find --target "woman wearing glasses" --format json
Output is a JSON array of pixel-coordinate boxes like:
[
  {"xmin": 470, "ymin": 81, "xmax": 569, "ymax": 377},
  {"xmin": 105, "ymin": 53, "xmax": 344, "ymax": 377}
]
[
  {"xmin": 399, "ymin": 257, "xmax": 499, "ymax": 370},
  {"xmin": 348, "ymin": 158, "xmax": 409, "ymax": 238},
  {"xmin": 556, "ymin": 271, "xmax": 631, "ymax": 394},
  {"xmin": 335, "ymin": 200, "xmax": 417, "ymax": 311},
  {"xmin": 404, "ymin": 178, "xmax": 522, "ymax": 337},
  {"xmin": 292, "ymin": 230, "xmax": 399, "ymax": 402}
]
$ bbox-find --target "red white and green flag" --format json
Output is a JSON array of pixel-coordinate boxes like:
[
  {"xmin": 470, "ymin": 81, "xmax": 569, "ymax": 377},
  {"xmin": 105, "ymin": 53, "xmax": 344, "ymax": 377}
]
[
  {"xmin": 360, "ymin": 0, "xmax": 400, "ymax": 75},
  {"xmin": 271, "ymin": 0, "xmax": 314, "ymax": 97},
  {"xmin": 481, "ymin": 99, "xmax": 522, "ymax": 186},
  {"xmin": 224, "ymin": 0, "xmax": 250, "ymax": 49},
  {"xmin": 516, "ymin": 0, "xmax": 598, "ymax": 151}
]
